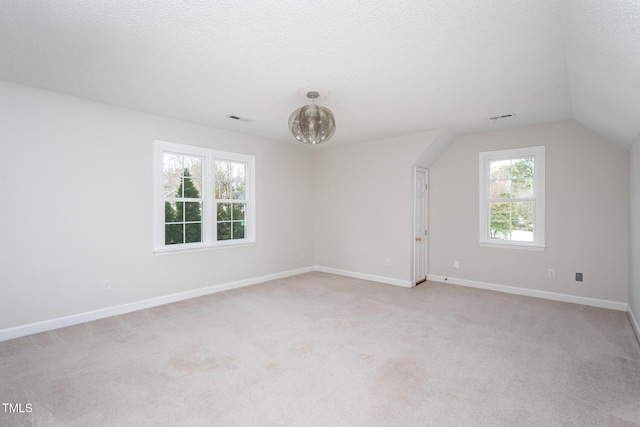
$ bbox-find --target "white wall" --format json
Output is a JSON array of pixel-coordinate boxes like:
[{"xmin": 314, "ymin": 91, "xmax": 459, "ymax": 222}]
[
  {"xmin": 0, "ymin": 81, "xmax": 315, "ymax": 330},
  {"xmin": 629, "ymin": 135, "xmax": 640, "ymax": 335},
  {"xmin": 2, "ymin": 80, "xmax": 634, "ymax": 337},
  {"xmin": 314, "ymin": 132, "xmax": 440, "ymax": 284},
  {"xmin": 429, "ymin": 121, "xmax": 629, "ymax": 304}
]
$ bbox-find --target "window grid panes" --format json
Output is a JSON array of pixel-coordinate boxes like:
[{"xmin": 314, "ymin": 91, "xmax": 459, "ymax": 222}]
[
  {"xmin": 215, "ymin": 160, "xmax": 247, "ymax": 241},
  {"xmin": 155, "ymin": 140, "xmax": 255, "ymax": 252},
  {"xmin": 163, "ymin": 154, "xmax": 203, "ymax": 245},
  {"xmin": 488, "ymin": 157, "xmax": 534, "ymax": 242},
  {"xmin": 479, "ymin": 146, "xmax": 545, "ymax": 250}
]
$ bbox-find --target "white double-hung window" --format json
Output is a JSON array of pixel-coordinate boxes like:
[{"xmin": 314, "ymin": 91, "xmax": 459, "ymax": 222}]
[
  {"xmin": 479, "ymin": 146, "xmax": 545, "ymax": 250},
  {"xmin": 153, "ymin": 140, "xmax": 255, "ymax": 253}
]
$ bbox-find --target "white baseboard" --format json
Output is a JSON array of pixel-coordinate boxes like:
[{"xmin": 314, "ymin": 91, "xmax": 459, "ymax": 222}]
[
  {"xmin": 629, "ymin": 307, "xmax": 640, "ymax": 344},
  {"xmin": 0, "ymin": 266, "xmax": 315, "ymax": 342},
  {"xmin": 315, "ymin": 266, "xmax": 413, "ymax": 288},
  {"xmin": 3, "ymin": 267, "xmax": 631, "ymax": 343},
  {"xmin": 427, "ymin": 274, "xmax": 628, "ymax": 312}
]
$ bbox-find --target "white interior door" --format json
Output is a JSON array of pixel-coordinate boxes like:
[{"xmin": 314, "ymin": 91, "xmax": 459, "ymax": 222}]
[{"xmin": 414, "ymin": 168, "xmax": 428, "ymax": 284}]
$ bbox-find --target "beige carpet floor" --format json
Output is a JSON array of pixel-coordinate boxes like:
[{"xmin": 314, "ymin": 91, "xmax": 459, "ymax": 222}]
[{"xmin": 1, "ymin": 272, "xmax": 639, "ymax": 426}]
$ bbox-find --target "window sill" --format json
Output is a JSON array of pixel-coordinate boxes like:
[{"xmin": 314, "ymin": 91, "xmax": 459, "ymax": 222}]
[
  {"xmin": 153, "ymin": 240, "xmax": 257, "ymax": 255},
  {"xmin": 479, "ymin": 241, "xmax": 546, "ymax": 251}
]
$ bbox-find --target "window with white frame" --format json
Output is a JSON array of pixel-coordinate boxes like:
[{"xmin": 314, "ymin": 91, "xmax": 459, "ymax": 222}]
[
  {"xmin": 154, "ymin": 140, "xmax": 255, "ymax": 253},
  {"xmin": 479, "ymin": 146, "xmax": 545, "ymax": 250}
]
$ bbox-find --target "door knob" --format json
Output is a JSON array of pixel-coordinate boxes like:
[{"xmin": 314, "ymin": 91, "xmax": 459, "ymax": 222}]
[{"xmin": 415, "ymin": 237, "xmax": 422, "ymax": 242}]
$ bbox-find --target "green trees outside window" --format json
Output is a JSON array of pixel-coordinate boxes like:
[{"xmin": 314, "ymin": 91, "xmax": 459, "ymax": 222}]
[
  {"xmin": 479, "ymin": 146, "xmax": 544, "ymax": 250},
  {"xmin": 165, "ymin": 169, "xmax": 202, "ymax": 245},
  {"xmin": 162, "ymin": 157, "xmax": 248, "ymax": 245},
  {"xmin": 163, "ymin": 152, "xmax": 203, "ymax": 245},
  {"xmin": 215, "ymin": 160, "xmax": 246, "ymax": 241},
  {"xmin": 489, "ymin": 157, "xmax": 534, "ymax": 241},
  {"xmin": 155, "ymin": 140, "xmax": 255, "ymax": 252}
]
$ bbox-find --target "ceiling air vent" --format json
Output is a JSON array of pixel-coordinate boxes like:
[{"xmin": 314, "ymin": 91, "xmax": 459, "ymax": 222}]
[
  {"xmin": 226, "ymin": 115, "xmax": 253, "ymax": 123},
  {"xmin": 489, "ymin": 113, "xmax": 515, "ymax": 124}
]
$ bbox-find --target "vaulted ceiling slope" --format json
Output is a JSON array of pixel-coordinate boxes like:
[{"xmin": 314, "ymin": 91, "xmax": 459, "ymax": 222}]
[{"xmin": 1, "ymin": 1, "xmax": 638, "ymax": 148}]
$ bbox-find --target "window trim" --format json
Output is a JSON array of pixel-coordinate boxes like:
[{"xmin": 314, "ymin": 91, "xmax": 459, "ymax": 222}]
[
  {"xmin": 153, "ymin": 140, "xmax": 256, "ymax": 254},
  {"xmin": 479, "ymin": 145, "xmax": 545, "ymax": 251}
]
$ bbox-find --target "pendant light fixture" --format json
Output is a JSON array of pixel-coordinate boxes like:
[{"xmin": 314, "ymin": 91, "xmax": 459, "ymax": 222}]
[{"xmin": 289, "ymin": 91, "xmax": 336, "ymax": 145}]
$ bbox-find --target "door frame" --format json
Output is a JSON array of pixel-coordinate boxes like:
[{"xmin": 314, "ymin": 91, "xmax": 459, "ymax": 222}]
[{"xmin": 413, "ymin": 167, "xmax": 428, "ymax": 286}]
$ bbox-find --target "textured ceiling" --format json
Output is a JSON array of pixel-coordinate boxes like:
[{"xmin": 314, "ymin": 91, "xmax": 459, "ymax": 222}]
[{"xmin": 1, "ymin": 0, "xmax": 638, "ymax": 147}]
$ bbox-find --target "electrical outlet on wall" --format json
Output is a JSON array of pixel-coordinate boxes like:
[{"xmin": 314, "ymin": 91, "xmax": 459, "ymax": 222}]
[
  {"xmin": 385, "ymin": 258, "xmax": 391, "ymax": 266},
  {"xmin": 453, "ymin": 260, "xmax": 460, "ymax": 269},
  {"xmin": 102, "ymin": 280, "xmax": 111, "ymax": 292},
  {"xmin": 548, "ymin": 269, "xmax": 556, "ymax": 279}
]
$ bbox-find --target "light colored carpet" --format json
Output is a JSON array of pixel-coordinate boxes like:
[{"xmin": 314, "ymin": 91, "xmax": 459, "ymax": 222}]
[{"xmin": 1, "ymin": 272, "xmax": 639, "ymax": 426}]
